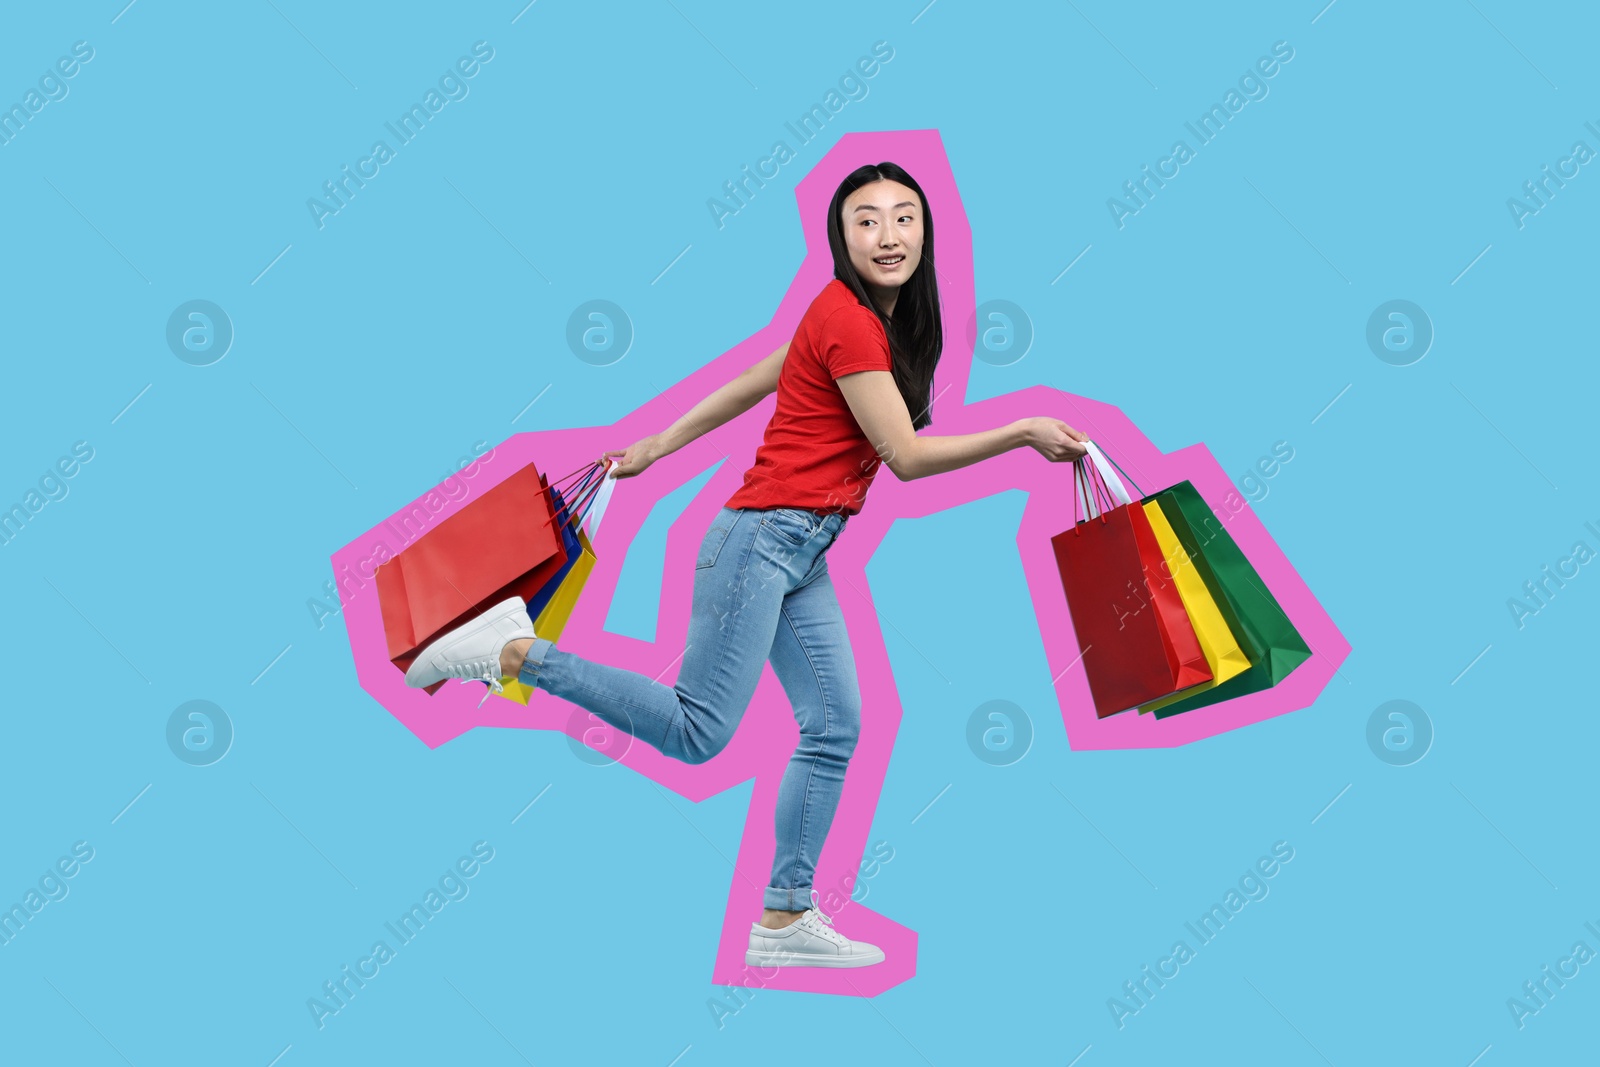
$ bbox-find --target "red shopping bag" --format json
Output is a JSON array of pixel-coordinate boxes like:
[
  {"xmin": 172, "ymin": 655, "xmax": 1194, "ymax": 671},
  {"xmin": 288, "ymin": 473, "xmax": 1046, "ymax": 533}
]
[
  {"xmin": 376, "ymin": 461, "xmax": 573, "ymax": 677},
  {"xmin": 1050, "ymin": 459, "xmax": 1211, "ymax": 717}
]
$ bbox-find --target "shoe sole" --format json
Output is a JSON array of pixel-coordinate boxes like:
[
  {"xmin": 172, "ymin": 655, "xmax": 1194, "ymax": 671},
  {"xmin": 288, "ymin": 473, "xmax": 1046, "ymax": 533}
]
[
  {"xmin": 404, "ymin": 596, "xmax": 532, "ymax": 688},
  {"xmin": 744, "ymin": 947, "xmax": 886, "ymax": 969}
]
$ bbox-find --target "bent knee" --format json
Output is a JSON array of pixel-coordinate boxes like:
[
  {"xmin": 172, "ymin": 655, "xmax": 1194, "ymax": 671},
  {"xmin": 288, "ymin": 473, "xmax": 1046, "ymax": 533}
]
[
  {"xmin": 834, "ymin": 717, "xmax": 861, "ymax": 758},
  {"xmin": 814, "ymin": 697, "xmax": 862, "ymax": 757},
  {"xmin": 680, "ymin": 724, "xmax": 736, "ymax": 765},
  {"xmin": 681, "ymin": 742, "xmax": 721, "ymax": 766}
]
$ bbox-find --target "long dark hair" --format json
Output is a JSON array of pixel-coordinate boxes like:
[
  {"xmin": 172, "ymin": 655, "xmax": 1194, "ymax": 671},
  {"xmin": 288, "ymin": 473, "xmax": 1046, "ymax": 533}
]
[{"xmin": 826, "ymin": 162, "xmax": 943, "ymax": 430}]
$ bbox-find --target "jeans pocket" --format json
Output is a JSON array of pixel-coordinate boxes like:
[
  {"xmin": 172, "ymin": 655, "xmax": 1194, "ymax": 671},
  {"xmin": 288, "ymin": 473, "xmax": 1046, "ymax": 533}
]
[
  {"xmin": 696, "ymin": 508, "xmax": 741, "ymax": 570},
  {"xmin": 761, "ymin": 508, "xmax": 820, "ymax": 548}
]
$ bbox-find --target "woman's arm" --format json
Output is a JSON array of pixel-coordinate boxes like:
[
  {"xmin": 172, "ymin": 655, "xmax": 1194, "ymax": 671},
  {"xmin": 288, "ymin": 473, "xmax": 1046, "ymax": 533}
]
[
  {"xmin": 605, "ymin": 342, "xmax": 789, "ymax": 476},
  {"xmin": 836, "ymin": 370, "xmax": 1088, "ymax": 480}
]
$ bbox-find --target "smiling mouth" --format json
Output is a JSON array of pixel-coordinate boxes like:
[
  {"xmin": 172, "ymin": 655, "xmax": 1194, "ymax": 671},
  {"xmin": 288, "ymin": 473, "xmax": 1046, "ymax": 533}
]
[{"xmin": 874, "ymin": 255, "xmax": 905, "ymax": 267}]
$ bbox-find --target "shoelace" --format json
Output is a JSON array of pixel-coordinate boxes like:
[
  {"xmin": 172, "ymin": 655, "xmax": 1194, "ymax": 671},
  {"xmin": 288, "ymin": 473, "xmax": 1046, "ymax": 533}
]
[
  {"xmin": 442, "ymin": 658, "xmax": 505, "ymax": 709},
  {"xmin": 801, "ymin": 889, "xmax": 849, "ymax": 947}
]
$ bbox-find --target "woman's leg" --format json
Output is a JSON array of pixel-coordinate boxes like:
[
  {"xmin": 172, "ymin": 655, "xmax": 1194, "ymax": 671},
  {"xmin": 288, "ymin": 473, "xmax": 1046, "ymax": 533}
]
[
  {"xmin": 762, "ymin": 562, "xmax": 862, "ymax": 914},
  {"xmin": 515, "ymin": 507, "xmax": 810, "ymax": 765}
]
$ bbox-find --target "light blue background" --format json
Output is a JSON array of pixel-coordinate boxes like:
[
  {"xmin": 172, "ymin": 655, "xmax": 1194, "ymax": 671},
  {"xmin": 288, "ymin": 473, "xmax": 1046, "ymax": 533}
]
[{"xmin": 1, "ymin": 1, "xmax": 1595, "ymax": 1063}]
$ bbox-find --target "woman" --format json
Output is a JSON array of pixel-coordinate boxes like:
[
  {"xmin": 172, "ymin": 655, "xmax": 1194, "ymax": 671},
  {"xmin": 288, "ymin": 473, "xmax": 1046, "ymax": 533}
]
[{"xmin": 406, "ymin": 162, "xmax": 1089, "ymax": 968}]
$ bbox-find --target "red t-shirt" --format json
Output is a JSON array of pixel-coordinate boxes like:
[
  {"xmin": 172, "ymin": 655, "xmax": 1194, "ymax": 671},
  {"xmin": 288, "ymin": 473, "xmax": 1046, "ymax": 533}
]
[{"xmin": 725, "ymin": 279, "xmax": 893, "ymax": 516}]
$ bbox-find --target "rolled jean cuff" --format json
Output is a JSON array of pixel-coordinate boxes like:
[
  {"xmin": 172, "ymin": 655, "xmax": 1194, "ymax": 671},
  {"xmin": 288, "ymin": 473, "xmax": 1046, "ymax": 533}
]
[
  {"xmin": 763, "ymin": 885, "xmax": 815, "ymax": 912},
  {"xmin": 516, "ymin": 637, "xmax": 556, "ymax": 687}
]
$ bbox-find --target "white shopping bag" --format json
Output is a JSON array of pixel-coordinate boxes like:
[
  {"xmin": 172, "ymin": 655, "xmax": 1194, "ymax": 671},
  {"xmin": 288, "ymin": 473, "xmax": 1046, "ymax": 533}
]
[{"xmin": 582, "ymin": 459, "xmax": 619, "ymax": 541}]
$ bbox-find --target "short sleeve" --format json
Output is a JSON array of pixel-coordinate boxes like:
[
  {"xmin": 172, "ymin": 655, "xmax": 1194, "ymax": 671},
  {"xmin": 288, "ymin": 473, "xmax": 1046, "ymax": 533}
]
[{"xmin": 819, "ymin": 304, "xmax": 892, "ymax": 380}]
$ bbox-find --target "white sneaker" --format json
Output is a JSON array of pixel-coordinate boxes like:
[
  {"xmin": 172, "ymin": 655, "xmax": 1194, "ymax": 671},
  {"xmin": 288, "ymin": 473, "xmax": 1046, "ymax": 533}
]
[
  {"xmin": 745, "ymin": 890, "xmax": 886, "ymax": 969},
  {"xmin": 404, "ymin": 596, "xmax": 535, "ymax": 703}
]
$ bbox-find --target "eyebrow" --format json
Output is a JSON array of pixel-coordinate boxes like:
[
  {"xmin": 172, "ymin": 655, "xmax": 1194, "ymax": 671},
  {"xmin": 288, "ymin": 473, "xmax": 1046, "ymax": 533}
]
[{"xmin": 853, "ymin": 201, "xmax": 917, "ymax": 213}]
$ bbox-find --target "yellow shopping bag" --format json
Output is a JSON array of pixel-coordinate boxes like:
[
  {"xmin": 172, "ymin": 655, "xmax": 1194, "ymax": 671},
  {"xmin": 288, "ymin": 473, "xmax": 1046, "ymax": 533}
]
[
  {"xmin": 1137, "ymin": 501, "xmax": 1251, "ymax": 713},
  {"xmin": 494, "ymin": 525, "xmax": 597, "ymax": 705}
]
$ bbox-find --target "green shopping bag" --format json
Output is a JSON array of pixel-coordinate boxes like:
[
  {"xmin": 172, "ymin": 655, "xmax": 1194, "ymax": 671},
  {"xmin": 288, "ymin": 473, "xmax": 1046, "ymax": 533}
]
[{"xmin": 1139, "ymin": 482, "xmax": 1311, "ymax": 718}]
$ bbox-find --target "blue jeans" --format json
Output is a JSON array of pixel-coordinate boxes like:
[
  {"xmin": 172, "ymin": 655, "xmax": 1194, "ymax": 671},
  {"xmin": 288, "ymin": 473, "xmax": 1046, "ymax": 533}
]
[{"xmin": 517, "ymin": 505, "xmax": 860, "ymax": 912}]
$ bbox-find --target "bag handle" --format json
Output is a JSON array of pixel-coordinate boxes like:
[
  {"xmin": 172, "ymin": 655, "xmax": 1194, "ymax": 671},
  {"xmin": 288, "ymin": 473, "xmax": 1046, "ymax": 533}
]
[
  {"xmin": 1089, "ymin": 456, "xmax": 1118, "ymax": 516},
  {"xmin": 531, "ymin": 459, "xmax": 610, "ymax": 538},
  {"xmin": 1072, "ymin": 456, "xmax": 1115, "ymax": 534},
  {"xmin": 546, "ymin": 458, "xmax": 619, "ymax": 541},
  {"xmin": 1075, "ymin": 451, "xmax": 1113, "ymax": 516},
  {"xmin": 550, "ymin": 461, "xmax": 600, "ymax": 492},
  {"xmin": 1085, "ymin": 441, "xmax": 1144, "ymax": 502},
  {"xmin": 1073, "ymin": 461, "xmax": 1086, "ymax": 528}
]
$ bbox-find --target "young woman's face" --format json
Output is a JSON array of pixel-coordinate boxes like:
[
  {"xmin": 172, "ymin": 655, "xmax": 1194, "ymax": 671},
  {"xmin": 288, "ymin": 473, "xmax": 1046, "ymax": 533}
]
[{"xmin": 842, "ymin": 179, "xmax": 924, "ymax": 298}]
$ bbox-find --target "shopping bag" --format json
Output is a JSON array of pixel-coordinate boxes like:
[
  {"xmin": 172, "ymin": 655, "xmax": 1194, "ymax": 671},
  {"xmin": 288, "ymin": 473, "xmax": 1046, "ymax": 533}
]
[
  {"xmin": 1050, "ymin": 458, "xmax": 1211, "ymax": 718},
  {"xmin": 494, "ymin": 526, "xmax": 599, "ymax": 705},
  {"xmin": 1077, "ymin": 444, "xmax": 1312, "ymax": 719},
  {"xmin": 1135, "ymin": 499, "xmax": 1252, "ymax": 712},
  {"xmin": 525, "ymin": 487, "xmax": 580, "ymax": 621},
  {"xmin": 496, "ymin": 462, "xmax": 617, "ymax": 705},
  {"xmin": 534, "ymin": 524, "xmax": 598, "ymax": 640},
  {"xmin": 375, "ymin": 461, "xmax": 572, "ymax": 676},
  {"xmin": 1138, "ymin": 482, "xmax": 1312, "ymax": 718},
  {"xmin": 520, "ymin": 462, "xmax": 609, "ymax": 638}
]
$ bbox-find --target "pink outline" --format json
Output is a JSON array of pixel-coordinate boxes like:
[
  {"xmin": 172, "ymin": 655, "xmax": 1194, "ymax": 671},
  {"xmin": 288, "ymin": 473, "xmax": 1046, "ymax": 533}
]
[{"xmin": 331, "ymin": 129, "xmax": 1349, "ymax": 997}]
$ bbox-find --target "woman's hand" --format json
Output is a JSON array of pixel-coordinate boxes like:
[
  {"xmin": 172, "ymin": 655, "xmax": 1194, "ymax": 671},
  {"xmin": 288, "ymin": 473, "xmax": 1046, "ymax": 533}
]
[
  {"xmin": 1016, "ymin": 417, "xmax": 1090, "ymax": 462},
  {"xmin": 601, "ymin": 434, "xmax": 665, "ymax": 478}
]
